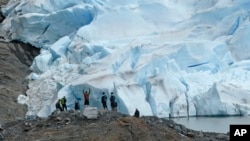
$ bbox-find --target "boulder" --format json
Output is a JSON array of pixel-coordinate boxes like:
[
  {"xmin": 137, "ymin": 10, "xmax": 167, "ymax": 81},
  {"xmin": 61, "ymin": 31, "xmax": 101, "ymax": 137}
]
[
  {"xmin": 216, "ymin": 133, "xmax": 229, "ymax": 140},
  {"xmin": 56, "ymin": 117, "xmax": 62, "ymax": 121},
  {"xmin": 186, "ymin": 132, "xmax": 195, "ymax": 138},
  {"xmin": 83, "ymin": 107, "xmax": 98, "ymax": 119},
  {"xmin": 174, "ymin": 125, "xmax": 182, "ymax": 133}
]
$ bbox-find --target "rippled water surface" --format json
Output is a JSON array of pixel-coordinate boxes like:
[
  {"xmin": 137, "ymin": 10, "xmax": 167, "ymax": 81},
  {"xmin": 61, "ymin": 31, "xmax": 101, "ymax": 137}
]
[{"xmin": 172, "ymin": 116, "xmax": 250, "ymax": 133}]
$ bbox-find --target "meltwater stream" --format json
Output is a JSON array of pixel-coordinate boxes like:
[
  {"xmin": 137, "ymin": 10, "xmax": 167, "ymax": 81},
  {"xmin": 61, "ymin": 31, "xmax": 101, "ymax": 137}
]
[{"xmin": 172, "ymin": 116, "xmax": 250, "ymax": 133}]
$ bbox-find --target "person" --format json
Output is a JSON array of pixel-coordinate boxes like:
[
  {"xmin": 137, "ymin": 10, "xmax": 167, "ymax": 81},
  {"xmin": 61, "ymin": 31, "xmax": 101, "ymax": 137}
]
[
  {"xmin": 60, "ymin": 96, "xmax": 67, "ymax": 111},
  {"xmin": 134, "ymin": 108, "xmax": 140, "ymax": 118},
  {"xmin": 55, "ymin": 99, "xmax": 63, "ymax": 111},
  {"xmin": 74, "ymin": 100, "xmax": 80, "ymax": 110},
  {"xmin": 110, "ymin": 92, "xmax": 117, "ymax": 111},
  {"xmin": 83, "ymin": 88, "xmax": 91, "ymax": 106},
  {"xmin": 101, "ymin": 92, "xmax": 108, "ymax": 110}
]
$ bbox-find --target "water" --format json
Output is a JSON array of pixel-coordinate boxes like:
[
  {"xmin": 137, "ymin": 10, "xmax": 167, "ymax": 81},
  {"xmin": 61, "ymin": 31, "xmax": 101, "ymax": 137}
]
[{"xmin": 172, "ymin": 116, "xmax": 250, "ymax": 133}]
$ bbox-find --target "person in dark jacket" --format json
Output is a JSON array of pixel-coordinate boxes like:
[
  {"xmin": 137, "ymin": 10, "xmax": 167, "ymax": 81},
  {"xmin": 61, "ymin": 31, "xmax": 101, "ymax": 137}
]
[
  {"xmin": 101, "ymin": 92, "xmax": 108, "ymax": 110},
  {"xmin": 74, "ymin": 100, "xmax": 80, "ymax": 110},
  {"xmin": 110, "ymin": 92, "xmax": 117, "ymax": 111},
  {"xmin": 134, "ymin": 108, "xmax": 140, "ymax": 118},
  {"xmin": 55, "ymin": 99, "xmax": 63, "ymax": 111}
]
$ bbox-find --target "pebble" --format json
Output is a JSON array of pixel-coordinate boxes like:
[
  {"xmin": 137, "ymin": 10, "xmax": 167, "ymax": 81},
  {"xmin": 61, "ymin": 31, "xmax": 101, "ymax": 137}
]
[{"xmin": 0, "ymin": 124, "xmax": 3, "ymax": 131}]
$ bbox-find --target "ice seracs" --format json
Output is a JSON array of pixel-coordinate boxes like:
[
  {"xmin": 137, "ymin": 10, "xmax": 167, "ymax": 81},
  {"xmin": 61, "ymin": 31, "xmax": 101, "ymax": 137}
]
[{"xmin": 1, "ymin": 0, "xmax": 250, "ymax": 118}]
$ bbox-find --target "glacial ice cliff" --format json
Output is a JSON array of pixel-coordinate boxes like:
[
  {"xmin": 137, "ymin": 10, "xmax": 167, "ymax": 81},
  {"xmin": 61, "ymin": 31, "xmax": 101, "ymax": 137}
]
[{"xmin": 1, "ymin": 0, "xmax": 250, "ymax": 118}]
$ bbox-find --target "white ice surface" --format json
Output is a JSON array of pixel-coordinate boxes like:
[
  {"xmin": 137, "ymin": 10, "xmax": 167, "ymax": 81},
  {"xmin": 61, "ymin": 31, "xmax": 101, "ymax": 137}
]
[{"xmin": 1, "ymin": 0, "xmax": 250, "ymax": 118}]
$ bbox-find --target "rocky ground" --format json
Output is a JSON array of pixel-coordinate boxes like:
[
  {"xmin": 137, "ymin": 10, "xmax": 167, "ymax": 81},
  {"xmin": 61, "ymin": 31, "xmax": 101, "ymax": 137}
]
[{"xmin": 0, "ymin": 110, "xmax": 229, "ymax": 141}]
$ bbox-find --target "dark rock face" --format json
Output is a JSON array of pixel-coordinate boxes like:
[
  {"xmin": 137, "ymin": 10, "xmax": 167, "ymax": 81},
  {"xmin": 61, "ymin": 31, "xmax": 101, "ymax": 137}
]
[
  {"xmin": 0, "ymin": 41, "xmax": 39, "ymax": 123},
  {"xmin": 0, "ymin": 0, "xmax": 9, "ymax": 21},
  {"xmin": 0, "ymin": 0, "xmax": 40, "ymax": 124},
  {"xmin": 0, "ymin": 0, "xmax": 8, "ymax": 5}
]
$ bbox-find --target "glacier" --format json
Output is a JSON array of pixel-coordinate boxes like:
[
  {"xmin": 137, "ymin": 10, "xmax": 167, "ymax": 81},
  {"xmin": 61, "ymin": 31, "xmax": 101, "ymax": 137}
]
[{"xmin": 1, "ymin": 0, "xmax": 250, "ymax": 118}]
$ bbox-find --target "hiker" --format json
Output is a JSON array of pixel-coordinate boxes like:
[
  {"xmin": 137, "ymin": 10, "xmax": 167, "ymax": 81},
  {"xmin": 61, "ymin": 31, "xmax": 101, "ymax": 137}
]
[
  {"xmin": 83, "ymin": 88, "xmax": 91, "ymax": 106},
  {"xmin": 134, "ymin": 108, "xmax": 140, "ymax": 118},
  {"xmin": 101, "ymin": 92, "xmax": 108, "ymax": 110},
  {"xmin": 55, "ymin": 99, "xmax": 63, "ymax": 111},
  {"xmin": 110, "ymin": 92, "xmax": 117, "ymax": 111},
  {"xmin": 75, "ymin": 100, "xmax": 80, "ymax": 110},
  {"xmin": 60, "ymin": 96, "xmax": 67, "ymax": 111}
]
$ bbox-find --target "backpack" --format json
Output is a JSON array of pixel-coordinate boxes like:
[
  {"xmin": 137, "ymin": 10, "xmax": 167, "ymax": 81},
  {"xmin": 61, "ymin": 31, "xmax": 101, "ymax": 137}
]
[
  {"xmin": 60, "ymin": 98, "xmax": 65, "ymax": 104},
  {"xmin": 110, "ymin": 95, "xmax": 115, "ymax": 103},
  {"xmin": 102, "ymin": 95, "xmax": 107, "ymax": 103}
]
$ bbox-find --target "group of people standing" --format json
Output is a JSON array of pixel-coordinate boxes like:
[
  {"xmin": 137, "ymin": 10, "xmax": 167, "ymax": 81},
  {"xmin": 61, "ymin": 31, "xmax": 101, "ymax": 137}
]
[
  {"xmin": 55, "ymin": 88, "xmax": 118, "ymax": 112},
  {"xmin": 55, "ymin": 96, "xmax": 67, "ymax": 111},
  {"xmin": 84, "ymin": 88, "xmax": 118, "ymax": 111},
  {"xmin": 101, "ymin": 92, "xmax": 117, "ymax": 111}
]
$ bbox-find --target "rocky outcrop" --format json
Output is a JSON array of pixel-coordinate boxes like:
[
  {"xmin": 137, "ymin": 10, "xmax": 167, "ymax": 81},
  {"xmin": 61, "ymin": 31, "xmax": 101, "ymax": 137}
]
[
  {"xmin": 83, "ymin": 106, "xmax": 98, "ymax": 119},
  {"xmin": 0, "ymin": 41, "xmax": 39, "ymax": 123}
]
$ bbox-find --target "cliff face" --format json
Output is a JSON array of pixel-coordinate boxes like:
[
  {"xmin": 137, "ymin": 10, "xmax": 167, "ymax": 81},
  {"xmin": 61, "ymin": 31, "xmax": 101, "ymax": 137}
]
[
  {"xmin": 0, "ymin": 0, "xmax": 40, "ymax": 124},
  {"xmin": 0, "ymin": 1, "xmax": 229, "ymax": 140},
  {"xmin": 0, "ymin": 43, "xmax": 229, "ymax": 140},
  {"xmin": 0, "ymin": 42, "xmax": 39, "ymax": 123}
]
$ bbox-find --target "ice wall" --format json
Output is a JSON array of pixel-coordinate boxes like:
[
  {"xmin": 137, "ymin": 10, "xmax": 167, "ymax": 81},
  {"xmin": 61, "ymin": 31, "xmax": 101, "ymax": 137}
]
[{"xmin": 1, "ymin": 0, "xmax": 250, "ymax": 118}]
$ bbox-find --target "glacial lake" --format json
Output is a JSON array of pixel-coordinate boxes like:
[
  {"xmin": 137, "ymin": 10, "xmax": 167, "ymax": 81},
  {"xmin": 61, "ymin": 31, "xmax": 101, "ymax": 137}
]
[{"xmin": 171, "ymin": 116, "xmax": 250, "ymax": 133}]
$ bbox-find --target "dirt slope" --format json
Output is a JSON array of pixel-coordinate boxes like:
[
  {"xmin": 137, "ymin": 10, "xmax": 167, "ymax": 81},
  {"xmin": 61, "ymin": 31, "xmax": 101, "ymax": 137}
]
[{"xmin": 1, "ymin": 110, "xmax": 229, "ymax": 141}]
